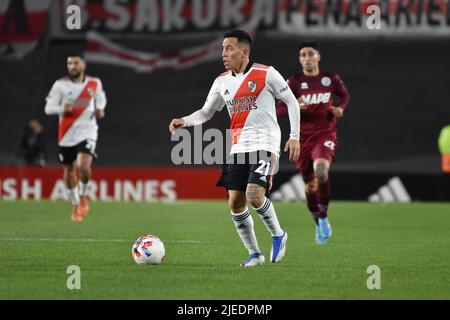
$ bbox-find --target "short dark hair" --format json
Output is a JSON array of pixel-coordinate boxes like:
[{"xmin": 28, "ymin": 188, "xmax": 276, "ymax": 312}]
[
  {"xmin": 67, "ymin": 52, "xmax": 85, "ymax": 60},
  {"xmin": 299, "ymin": 41, "xmax": 320, "ymax": 52},
  {"xmin": 223, "ymin": 29, "xmax": 252, "ymax": 48}
]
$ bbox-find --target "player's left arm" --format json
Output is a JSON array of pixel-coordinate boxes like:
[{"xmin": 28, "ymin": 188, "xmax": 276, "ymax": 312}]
[
  {"xmin": 94, "ymin": 78, "xmax": 107, "ymax": 119},
  {"xmin": 268, "ymin": 67, "xmax": 301, "ymax": 161},
  {"xmin": 275, "ymin": 77, "xmax": 296, "ymax": 119},
  {"xmin": 330, "ymin": 73, "xmax": 350, "ymax": 118}
]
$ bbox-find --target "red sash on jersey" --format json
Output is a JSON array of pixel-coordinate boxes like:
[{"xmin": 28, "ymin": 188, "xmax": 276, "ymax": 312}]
[
  {"xmin": 58, "ymin": 80, "xmax": 98, "ymax": 143},
  {"xmin": 230, "ymin": 69, "xmax": 267, "ymax": 145}
]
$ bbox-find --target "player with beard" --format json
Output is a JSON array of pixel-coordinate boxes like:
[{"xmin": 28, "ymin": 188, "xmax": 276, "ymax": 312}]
[
  {"xmin": 45, "ymin": 53, "xmax": 107, "ymax": 222},
  {"xmin": 277, "ymin": 41, "xmax": 350, "ymax": 244}
]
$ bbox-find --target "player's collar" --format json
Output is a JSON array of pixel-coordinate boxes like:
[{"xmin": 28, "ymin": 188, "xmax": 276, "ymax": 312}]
[
  {"xmin": 232, "ymin": 61, "xmax": 252, "ymax": 77},
  {"xmin": 68, "ymin": 75, "xmax": 87, "ymax": 84},
  {"xmin": 301, "ymin": 69, "xmax": 321, "ymax": 77}
]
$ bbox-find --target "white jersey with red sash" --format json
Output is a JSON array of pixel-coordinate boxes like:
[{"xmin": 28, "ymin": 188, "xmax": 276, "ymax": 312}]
[
  {"xmin": 203, "ymin": 63, "xmax": 293, "ymax": 156},
  {"xmin": 45, "ymin": 76, "xmax": 107, "ymax": 147}
]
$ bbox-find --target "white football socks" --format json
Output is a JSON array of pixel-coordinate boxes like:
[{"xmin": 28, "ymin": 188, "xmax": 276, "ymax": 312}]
[
  {"xmin": 78, "ymin": 181, "xmax": 89, "ymax": 196},
  {"xmin": 253, "ymin": 197, "xmax": 283, "ymax": 237},
  {"xmin": 67, "ymin": 187, "xmax": 80, "ymax": 206},
  {"xmin": 231, "ymin": 208, "xmax": 260, "ymax": 255}
]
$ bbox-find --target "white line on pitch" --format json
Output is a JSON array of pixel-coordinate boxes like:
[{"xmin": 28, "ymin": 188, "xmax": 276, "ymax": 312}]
[{"xmin": 0, "ymin": 237, "xmax": 212, "ymax": 244}]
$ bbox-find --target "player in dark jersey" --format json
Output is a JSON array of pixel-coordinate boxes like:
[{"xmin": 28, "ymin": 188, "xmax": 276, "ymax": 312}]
[{"xmin": 276, "ymin": 41, "xmax": 350, "ymax": 244}]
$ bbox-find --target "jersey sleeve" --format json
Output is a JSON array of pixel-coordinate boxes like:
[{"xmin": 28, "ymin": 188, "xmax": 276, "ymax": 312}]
[
  {"xmin": 202, "ymin": 77, "xmax": 225, "ymax": 113},
  {"xmin": 275, "ymin": 77, "xmax": 295, "ymax": 119},
  {"xmin": 332, "ymin": 73, "xmax": 350, "ymax": 110},
  {"xmin": 268, "ymin": 68, "xmax": 300, "ymax": 139},
  {"xmin": 44, "ymin": 81, "xmax": 64, "ymax": 115},
  {"xmin": 94, "ymin": 78, "xmax": 107, "ymax": 110},
  {"xmin": 266, "ymin": 67, "xmax": 293, "ymax": 100}
]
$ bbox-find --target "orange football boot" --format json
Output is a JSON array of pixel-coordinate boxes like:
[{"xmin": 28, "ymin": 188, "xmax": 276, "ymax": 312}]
[
  {"xmin": 79, "ymin": 195, "xmax": 90, "ymax": 218},
  {"xmin": 70, "ymin": 205, "xmax": 83, "ymax": 222}
]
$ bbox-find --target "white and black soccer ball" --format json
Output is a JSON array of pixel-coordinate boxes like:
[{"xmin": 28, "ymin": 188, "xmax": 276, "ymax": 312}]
[{"xmin": 132, "ymin": 235, "xmax": 165, "ymax": 265}]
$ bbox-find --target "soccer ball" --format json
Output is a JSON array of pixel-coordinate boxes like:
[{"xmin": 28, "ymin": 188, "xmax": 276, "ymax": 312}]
[{"xmin": 132, "ymin": 235, "xmax": 165, "ymax": 265}]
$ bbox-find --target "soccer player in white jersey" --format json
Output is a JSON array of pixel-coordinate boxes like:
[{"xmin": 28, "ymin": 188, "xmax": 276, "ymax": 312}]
[
  {"xmin": 169, "ymin": 30, "xmax": 301, "ymax": 267},
  {"xmin": 45, "ymin": 53, "xmax": 107, "ymax": 222}
]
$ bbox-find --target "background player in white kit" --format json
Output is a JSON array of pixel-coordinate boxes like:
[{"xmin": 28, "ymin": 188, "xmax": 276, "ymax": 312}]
[
  {"xmin": 169, "ymin": 30, "xmax": 301, "ymax": 267},
  {"xmin": 45, "ymin": 53, "xmax": 106, "ymax": 222}
]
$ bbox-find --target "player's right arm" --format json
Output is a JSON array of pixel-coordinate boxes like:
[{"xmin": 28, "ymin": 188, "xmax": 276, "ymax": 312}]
[
  {"xmin": 169, "ymin": 78, "xmax": 225, "ymax": 134},
  {"xmin": 44, "ymin": 81, "xmax": 71, "ymax": 115}
]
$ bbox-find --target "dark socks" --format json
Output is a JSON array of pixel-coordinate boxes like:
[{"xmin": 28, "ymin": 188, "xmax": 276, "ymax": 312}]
[
  {"xmin": 317, "ymin": 180, "xmax": 330, "ymax": 219},
  {"xmin": 306, "ymin": 191, "xmax": 319, "ymax": 224}
]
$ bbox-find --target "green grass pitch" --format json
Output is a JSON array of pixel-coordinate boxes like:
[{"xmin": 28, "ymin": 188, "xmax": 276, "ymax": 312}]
[{"xmin": 0, "ymin": 200, "xmax": 449, "ymax": 299}]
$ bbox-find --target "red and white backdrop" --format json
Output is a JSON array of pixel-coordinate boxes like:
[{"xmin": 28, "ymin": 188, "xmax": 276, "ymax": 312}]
[
  {"xmin": 2, "ymin": 0, "xmax": 449, "ymax": 60},
  {"xmin": 0, "ymin": 167, "xmax": 226, "ymax": 201},
  {"xmin": 278, "ymin": 0, "xmax": 450, "ymax": 35},
  {"xmin": 0, "ymin": 0, "xmax": 51, "ymax": 59},
  {"xmin": 52, "ymin": 0, "xmax": 450, "ymax": 36}
]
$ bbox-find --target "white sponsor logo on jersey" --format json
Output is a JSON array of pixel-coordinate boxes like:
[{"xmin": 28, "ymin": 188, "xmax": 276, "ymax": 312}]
[
  {"xmin": 301, "ymin": 82, "xmax": 308, "ymax": 89},
  {"xmin": 301, "ymin": 92, "xmax": 331, "ymax": 105}
]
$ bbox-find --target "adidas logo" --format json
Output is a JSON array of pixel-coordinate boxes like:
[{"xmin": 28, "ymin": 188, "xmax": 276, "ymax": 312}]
[
  {"xmin": 224, "ymin": 89, "xmax": 230, "ymax": 95},
  {"xmin": 237, "ymin": 223, "xmax": 247, "ymax": 230},
  {"xmin": 271, "ymin": 174, "xmax": 305, "ymax": 201},
  {"xmin": 368, "ymin": 176, "xmax": 411, "ymax": 203},
  {"xmin": 271, "ymin": 174, "xmax": 412, "ymax": 203},
  {"xmin": 259, "ymin": 176, "xmax": 267, "ymax": 182}
]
